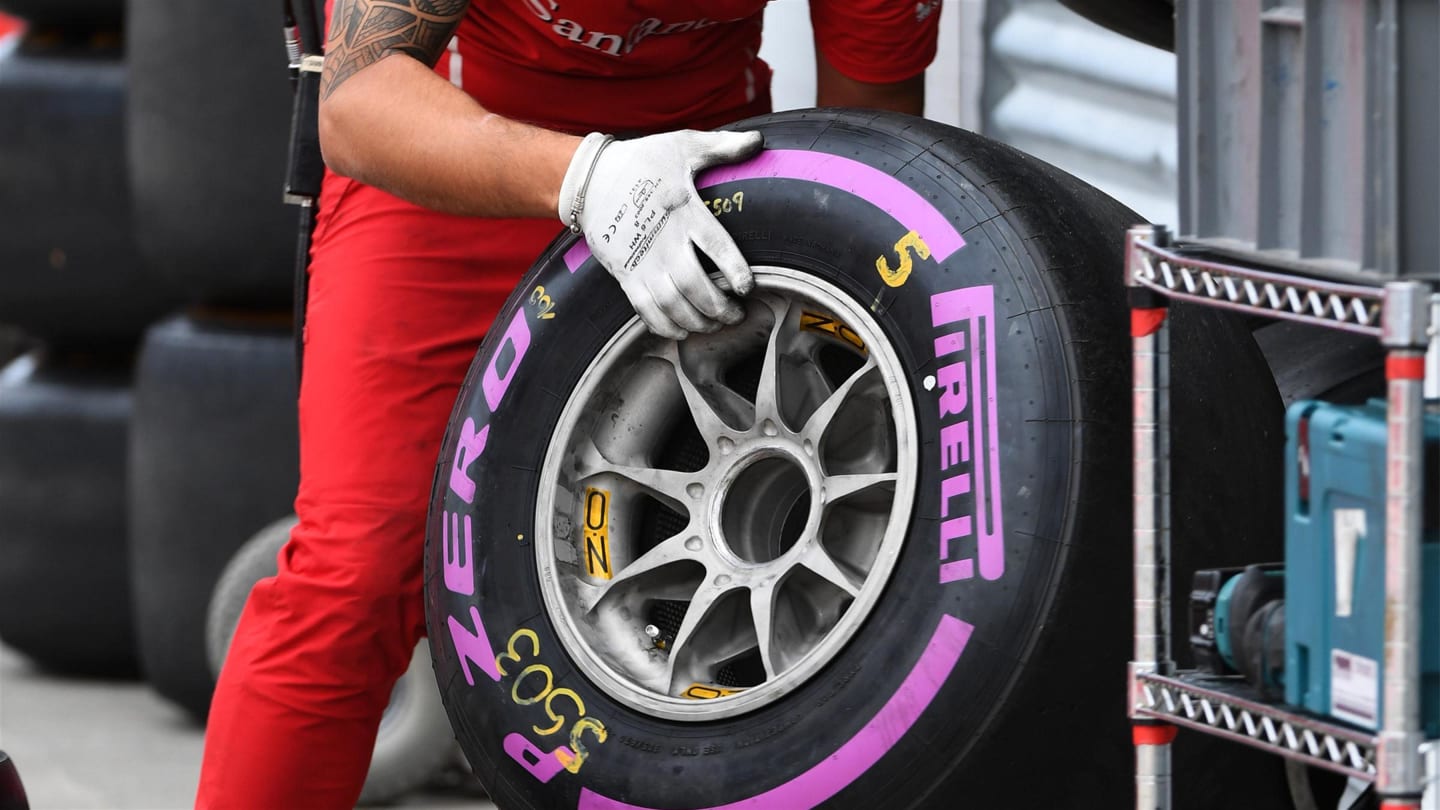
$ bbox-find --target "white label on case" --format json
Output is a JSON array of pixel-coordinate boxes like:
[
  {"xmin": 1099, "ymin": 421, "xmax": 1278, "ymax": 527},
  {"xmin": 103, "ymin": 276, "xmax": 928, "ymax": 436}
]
[
  {"xmin": 1330, "ymin": 649, "xmax": 1379, "ymax": 729},
  {"xmin": 1332, "ymin": 508, "xmax": 1366, "ymax": 618}
]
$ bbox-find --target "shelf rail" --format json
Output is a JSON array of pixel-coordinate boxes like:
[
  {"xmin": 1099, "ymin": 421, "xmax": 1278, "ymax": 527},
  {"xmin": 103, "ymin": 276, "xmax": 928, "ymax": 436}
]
[
  {"xmin": 1129, "ymin": 237, "xmax": 1385, "ymax": 336},
  {"xmin": 1125, "ymin": 225, "xmax": 1436, "ymax": 810},
  {"xmin": 1134, "ymin": 672, "xmax": 1376, "ymax": 780}
]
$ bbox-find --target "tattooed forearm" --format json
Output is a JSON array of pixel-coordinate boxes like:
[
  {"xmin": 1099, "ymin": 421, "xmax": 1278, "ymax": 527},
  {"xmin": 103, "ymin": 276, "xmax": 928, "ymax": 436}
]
[{"xmin": 320, "ymin": 0, "xmax": 468, "ymax": 101}]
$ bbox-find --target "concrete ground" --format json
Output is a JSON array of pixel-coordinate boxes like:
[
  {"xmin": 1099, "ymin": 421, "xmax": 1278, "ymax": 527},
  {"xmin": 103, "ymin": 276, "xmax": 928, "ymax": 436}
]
[{"xmin": 0, "ymin": 643, "xmax": 494, "ymax": 810}]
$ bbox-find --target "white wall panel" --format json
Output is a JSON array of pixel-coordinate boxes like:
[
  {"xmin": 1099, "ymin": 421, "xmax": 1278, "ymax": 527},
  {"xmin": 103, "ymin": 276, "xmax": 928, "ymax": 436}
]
[
  {"xmin": 760, "ymin": 0, "xmax": 975, "ymax": 127},
  {"xmin": 985, "ymin": 0, "xmax": 1178, "ymax": 227}
]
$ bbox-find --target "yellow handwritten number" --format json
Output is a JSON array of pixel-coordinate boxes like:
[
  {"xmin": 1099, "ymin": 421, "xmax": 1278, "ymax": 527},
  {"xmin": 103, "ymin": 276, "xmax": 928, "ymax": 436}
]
[
  {"xmin": 534, "ymin": 687, "xmax": 585, "ymax": 736},
  {"xmin": 528, "ymin": 286, "xmax": 556, "ymax": 320},
  {"xmin": 561, "ymin": 717, "xmax": 609, "ymax": 774},
  {"xmin": 495, "ymin": 628, "xmax": 539, "ymax": 677},
  {"xmin": 875, "ymin": 230, "xmax": 931, "ymax": 287}
]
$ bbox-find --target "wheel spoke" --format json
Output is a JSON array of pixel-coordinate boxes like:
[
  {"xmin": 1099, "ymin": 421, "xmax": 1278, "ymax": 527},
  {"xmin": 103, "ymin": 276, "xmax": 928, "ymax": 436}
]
[
  {"xmin": 653, "ymin": 344, "xmax": 753, "ymax": 438},
  {"xmin": 749, "ymin": 582, "xmax": 780, "ymax": 680},
  {"xmin": 665, "ymin": 578, "xmax": 742, "ymax": 686},
  {"xmin": 583, "ymin": 456, "xmax": 697, "ymax": 514},
  {"xmin": 789, "ymin": 353, "xmax": 837, "ymax": 427},
  {"xmin": 752, "ymin": 298, "xmax": 796, "ymax": 427},
  {"xmin": 800, "ymin": 357, "xmax": 878, "ymax": 444},
  {"xmin": 694, "ymin": 617, "xmax": 759, "ymax": 670},
  {"xmin": 796, "ymin": 543, "xmax": 862, "ymax": 598},
  {"xmin": 822, "ymin": 471, "xmax": 897, "ymax": 504},
  {"xmin": 580, "ymin": 533, "xmax": 701, "ymax": 614}
]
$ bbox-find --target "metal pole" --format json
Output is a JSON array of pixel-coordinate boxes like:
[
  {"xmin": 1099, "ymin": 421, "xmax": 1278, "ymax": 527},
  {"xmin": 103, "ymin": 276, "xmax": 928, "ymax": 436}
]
[
  {"xmin": 1127, "ymin": 225, "xmax": 1175, "ymax": 810},
  {"xmin": 1375, "ymin": 281, "xmax": 1431, "ymax": 810},
  {"xmin": 1425, "ymin": 293, "xmax": 1438, "ymax": 403}
]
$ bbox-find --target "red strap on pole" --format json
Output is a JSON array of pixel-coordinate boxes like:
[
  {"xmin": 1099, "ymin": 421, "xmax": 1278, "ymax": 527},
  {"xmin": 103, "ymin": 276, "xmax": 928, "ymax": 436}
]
[
  {"xmin": 1131, "ymin": 308, "xmax": 1167, "ymax": 338},
  {"xmin": 1386, "ymin": 354, "xmax": 1426, "ymax": 381},
  {"xmin": 1132, "ymin": 724, "xmax": 1178, "ymax": 746}
]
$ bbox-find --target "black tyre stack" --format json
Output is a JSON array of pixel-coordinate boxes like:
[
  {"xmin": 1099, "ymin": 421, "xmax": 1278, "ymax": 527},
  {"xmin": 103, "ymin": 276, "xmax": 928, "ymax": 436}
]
[
  {"xmin": 0, "ymin": 0, "xmax": 302, "ymax": 720},
  {"xmin": 0, "ymin": 3, "xmax": 172, "ymax": 677},
  {"xmin": 124, "ymin": 0, "xmax": 300, "ymax": 721}
]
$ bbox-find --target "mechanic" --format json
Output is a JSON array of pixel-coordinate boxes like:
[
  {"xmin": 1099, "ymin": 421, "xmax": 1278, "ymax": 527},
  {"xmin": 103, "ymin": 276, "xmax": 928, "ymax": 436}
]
[{"xmin": 196, "ymin": 1, "xmax": 939, "ymax": 806}]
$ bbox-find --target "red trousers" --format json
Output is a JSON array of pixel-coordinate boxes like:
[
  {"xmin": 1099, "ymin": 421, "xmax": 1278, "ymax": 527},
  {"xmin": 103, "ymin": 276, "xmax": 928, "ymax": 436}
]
[{"xmin": 195, "ymin": 173, "xmax": 560, "ymax": 809}]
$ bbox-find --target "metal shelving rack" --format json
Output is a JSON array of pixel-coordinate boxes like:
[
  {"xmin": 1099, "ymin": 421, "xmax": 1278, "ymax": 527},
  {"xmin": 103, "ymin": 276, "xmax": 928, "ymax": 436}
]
[
  {"xmin": 1123, "ymin": 226, "xmax": 1437, "ymax": 809},
  {"xmin": 1122, "ymin": 1, "xmax": 1440, "ymax": 806}
]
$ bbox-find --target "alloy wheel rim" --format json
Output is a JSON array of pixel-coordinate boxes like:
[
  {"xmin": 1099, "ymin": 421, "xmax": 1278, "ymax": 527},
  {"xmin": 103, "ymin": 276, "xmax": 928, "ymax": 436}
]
[{"xmin": 535, "ymin": 268, "xmax": 918, "ymax": 721}]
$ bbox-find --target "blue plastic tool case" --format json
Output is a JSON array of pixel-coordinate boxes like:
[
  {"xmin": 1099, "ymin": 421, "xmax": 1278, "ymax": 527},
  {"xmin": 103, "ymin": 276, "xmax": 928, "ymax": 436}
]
[{"xmin": 1283, "ymin": 399, "xmax": 1439, "ymax": 735}]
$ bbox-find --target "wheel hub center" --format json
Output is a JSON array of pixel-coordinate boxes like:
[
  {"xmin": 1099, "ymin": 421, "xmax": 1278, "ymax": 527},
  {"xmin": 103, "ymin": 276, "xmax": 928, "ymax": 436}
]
[{"xmin": 717, "ymin": 450, "xmax": 812, "ymax": 565}]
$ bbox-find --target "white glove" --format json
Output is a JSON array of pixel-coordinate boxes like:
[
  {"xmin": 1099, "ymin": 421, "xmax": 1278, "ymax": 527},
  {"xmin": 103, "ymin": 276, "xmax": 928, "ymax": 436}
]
[{"xmin": 559, "ymin": 129, "xmax": 764, "ymax": 339}]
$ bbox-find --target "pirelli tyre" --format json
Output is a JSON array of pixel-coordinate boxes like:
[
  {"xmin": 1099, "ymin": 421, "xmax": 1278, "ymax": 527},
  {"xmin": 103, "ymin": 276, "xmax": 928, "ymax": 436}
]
[
  {"xmin": 207, "ymin": 515, "xmax": 459, "ymax": 806},
  {"xmin": 0, "ymin": 349, "xmax": 136, "ymax": 675},
  {"xmin": 126, "ymin": 0, "xmax": 293, "ymax": 306},
  {"xmin": 425, "ymin": 109, "xmax": 1290, "ymax": 809},
  {"xmin": 1058, "ymin": 0, "xmax": 1175, "ymax": 52},
  {"xmin": 1254, "ymin": 320, "xmax": 1385, "ymax": 407},
  {"xmin": 0, "ymin": 1, "xmax": 120, "ymax": 29},
  {"xmin": 129, "ymin": 312, "xmax": 299, "ymax": 720},
  {"xmin": 0, "ymin": 36, "xmax": 177, "ymax": 341}
]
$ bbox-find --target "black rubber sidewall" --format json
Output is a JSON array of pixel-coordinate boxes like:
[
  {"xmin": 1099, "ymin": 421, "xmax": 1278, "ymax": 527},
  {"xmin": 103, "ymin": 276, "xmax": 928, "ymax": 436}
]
[
  {"xmin": 126, "ymin": 0, "xmax": 295, "ymax": 305},
  {"xmin": 0, "ymin": 352, "xmax": 136, "ymax": 675},
  {"xmin": 129, "ymin": 314, "xmax": 299, "ymax": 720},
  {"xmin": 0, "ymin": 44, "xmax": 177, "ymax": 340},
  {"xmin": 0, "ymin": 1, "xmax": 121, "ymax": 28}
]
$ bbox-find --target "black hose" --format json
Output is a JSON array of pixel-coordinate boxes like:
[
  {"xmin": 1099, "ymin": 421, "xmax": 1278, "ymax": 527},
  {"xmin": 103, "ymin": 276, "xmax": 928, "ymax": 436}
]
[
  {"xmin": 280, "ymin": 0, "xmax": 326, "ymax": 391},
  {"xmin": 286, "ymin": 0, "xmax": 325, "ymax": 55}
]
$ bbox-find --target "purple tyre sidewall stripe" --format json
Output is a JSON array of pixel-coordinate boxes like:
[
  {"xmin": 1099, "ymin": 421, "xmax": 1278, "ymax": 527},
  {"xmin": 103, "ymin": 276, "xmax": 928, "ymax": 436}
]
[
  {"xmin": 577, "ymin": 616, "xmax": 975, "ymax": 810},
  {"xmin": 558, "ymin": 149, "xmax": 976, "ymax": 810},
  {"xmin": 562, "ymin": 148, "xmax": 966, "ymax": 273}
]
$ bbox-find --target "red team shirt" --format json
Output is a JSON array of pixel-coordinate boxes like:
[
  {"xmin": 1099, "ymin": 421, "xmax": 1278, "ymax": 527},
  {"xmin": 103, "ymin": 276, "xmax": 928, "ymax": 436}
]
[{"xmin": 439, "ymin": 0, "xmax": 941, "ymax": 133}]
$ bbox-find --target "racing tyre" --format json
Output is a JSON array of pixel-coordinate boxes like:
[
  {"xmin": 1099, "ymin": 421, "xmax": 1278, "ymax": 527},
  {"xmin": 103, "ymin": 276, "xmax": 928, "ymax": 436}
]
[
  {"xmin": 1254, "ymin": 320, "xmax": 1385, "ymax": 407},
  {"xmin": 0, "ymin": 37, "xmax": 176, "ymax": 341},
  {"xmin": 129, "ymin": 312, "xmax": 298, "ymax": 720},
  {"xmin": 1059, "ymin": 0, "xmax": 1175, "ymax": 52},
  {"xmin": 0, "ymin": 350, "xmax": 136, "ymax": 675},
  {"xmin": 126, "ymin": 0, "xmax": 293, "ymax": 305},
  {"xmin": 426, "ymin": 109, "xmax": 1291, "ymax": 809},
  {"xmin": 206, "ymin": 515, "xmax": 459, "ymax": 806},
  {"xmin": 0, "ymin": 1, "xmax": 120, "ymax": 29}
]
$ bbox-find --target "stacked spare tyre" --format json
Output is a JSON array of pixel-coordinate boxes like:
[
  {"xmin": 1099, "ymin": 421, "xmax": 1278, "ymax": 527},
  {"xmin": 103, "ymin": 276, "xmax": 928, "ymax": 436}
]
[
  {"xmin": 424, "ymin": 109, "xmax": 1337, "ymax": 809},
  {"xmin": 121, "ymin": 0, "xmax": 302, "ymax": 724},
  {"xmin": 0, "ymin": 0, "xmax": 172, "ymax": 677}
]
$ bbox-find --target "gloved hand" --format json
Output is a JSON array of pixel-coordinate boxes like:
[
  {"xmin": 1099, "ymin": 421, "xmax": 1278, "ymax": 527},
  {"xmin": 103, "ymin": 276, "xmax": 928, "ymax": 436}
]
[{"xmin": 559, "ymin": 129, "xmax": 764, "ymax": 340}]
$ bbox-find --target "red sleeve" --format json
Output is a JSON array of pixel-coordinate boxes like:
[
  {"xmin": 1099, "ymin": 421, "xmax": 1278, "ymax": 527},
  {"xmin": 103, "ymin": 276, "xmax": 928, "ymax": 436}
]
[{"xmin": 809, "ymin": 0, "xmax": 941, "ymax": 84}]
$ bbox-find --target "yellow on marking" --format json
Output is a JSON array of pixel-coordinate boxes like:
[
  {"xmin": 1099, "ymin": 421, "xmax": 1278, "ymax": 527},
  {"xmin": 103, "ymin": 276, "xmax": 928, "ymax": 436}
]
[
  {"xmin": 875, "ymin": 230, "xmax": 932, "ymax": 287},
  {"xmin": 582, "ymin": 487, "xmax": 613, "ymax": 580},
  {"xmin": 682, "ymin": 683, "xmax": 743, "ymax": 700},
  {"xmin": 800, "ymin": 311, "xmax": 866, "ymax": 353}
]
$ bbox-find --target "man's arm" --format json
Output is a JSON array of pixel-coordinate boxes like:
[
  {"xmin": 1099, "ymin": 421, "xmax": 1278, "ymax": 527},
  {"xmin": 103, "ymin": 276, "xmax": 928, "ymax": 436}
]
[
  {"xmin": 317, "ymin": 0, "xmax": 579, "ymax": 218},
  {"xmin": 316, "ymin": 0, "xmax": 763, "ymax": 340},
  {"xmin": 815, "ymin": 48, "xmax": 925, "ymax": 116}
]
